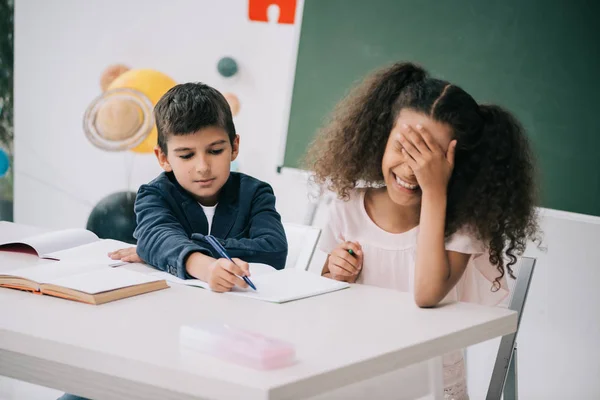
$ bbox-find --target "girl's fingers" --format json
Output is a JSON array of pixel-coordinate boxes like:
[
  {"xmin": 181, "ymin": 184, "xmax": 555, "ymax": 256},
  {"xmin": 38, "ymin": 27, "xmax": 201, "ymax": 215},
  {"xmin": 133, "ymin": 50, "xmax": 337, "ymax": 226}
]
[
  {"xmin": 416, "ymin": 124, "xmax": 442, "ymax": 155},
  {"xmin": 330, "ymin": 255, "xmax": 358, "ymax": 275},
  {"xmin": 341, "ymin": 241, "xmax": 362, "ymax": 257},
  {"xmin": 399, "ymin": 134, "xmax": 422, "ymax": 162},
  {"xmin": 403, "ymin": 124, "xmax": 431, "ymax": 155},
  {"xmin": 402, "ymin": 149, "xmax": 419, "ymax": 169}
]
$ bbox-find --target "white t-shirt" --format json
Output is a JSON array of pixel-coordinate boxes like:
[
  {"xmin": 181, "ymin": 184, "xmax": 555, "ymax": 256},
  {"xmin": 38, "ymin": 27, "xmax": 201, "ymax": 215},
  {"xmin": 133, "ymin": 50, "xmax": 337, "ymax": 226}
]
[{"xmin": 200, "ymin": 204, "xmax": 218, "ymax": 234}]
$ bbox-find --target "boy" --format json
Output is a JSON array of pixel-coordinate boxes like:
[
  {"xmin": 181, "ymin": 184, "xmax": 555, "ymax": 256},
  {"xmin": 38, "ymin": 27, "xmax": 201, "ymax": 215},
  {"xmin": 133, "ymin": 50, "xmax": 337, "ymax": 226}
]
[{"xmin": 110, "ymin": 82, "xmax": 288, "ymax": 292}]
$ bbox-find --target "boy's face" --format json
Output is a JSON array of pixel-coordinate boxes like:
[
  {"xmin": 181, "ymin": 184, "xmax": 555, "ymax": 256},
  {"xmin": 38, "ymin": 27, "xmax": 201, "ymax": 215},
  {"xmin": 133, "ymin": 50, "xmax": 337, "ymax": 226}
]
[{"xmin": 155, "ymin": 127, "xmax": 239, "ymax": 206}]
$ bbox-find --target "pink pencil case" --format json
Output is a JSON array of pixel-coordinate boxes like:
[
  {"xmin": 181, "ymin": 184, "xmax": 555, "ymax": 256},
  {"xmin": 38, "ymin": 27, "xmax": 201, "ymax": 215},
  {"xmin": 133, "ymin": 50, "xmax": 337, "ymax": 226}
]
[{"xmin": 179, "ymin": 322, "xmax": 296, "ymax": 370}]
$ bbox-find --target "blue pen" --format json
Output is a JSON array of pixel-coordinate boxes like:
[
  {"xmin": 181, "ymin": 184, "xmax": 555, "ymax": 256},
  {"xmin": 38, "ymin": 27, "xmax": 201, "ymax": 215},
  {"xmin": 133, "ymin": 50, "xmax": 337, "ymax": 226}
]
[{"xmin": 205, "ymin": 235, "xmax": 257, "ymax": 291}]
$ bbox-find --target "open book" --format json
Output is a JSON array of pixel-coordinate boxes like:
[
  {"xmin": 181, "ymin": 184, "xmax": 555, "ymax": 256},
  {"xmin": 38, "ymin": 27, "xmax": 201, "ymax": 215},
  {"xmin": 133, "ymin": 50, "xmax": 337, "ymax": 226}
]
[
  {"xmin": 152, "ymin": 264, "xmax": 349, "ymax": 303},
  {"xmin": 0, "ymin": 222, "xmax": 132, "ymax": 267},
  {"xmin": 0, "ymin": 261, "xmax": 168, "ymax": 305}
]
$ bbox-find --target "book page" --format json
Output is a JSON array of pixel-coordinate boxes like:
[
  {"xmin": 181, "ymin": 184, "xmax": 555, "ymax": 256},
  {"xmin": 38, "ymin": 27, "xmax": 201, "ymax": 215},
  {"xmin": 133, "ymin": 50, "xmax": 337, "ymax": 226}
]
[
  {"xmin": 44, "ymin": 239, "xmax": 133, "ymax": 266},
  {"xmin": 3, "ymin": 261, "xmax": 108, "ymax": 283},
  {"xmin": 46, "ymin": 268, "xmax": 163, "ymax": 294},
  {"xmin": 0, "ymin": 221, "xmax": 48, "ymax": 243},
  {"xmin": 0, "ymin": 229, "xmax": 99, "ymax": 256}
]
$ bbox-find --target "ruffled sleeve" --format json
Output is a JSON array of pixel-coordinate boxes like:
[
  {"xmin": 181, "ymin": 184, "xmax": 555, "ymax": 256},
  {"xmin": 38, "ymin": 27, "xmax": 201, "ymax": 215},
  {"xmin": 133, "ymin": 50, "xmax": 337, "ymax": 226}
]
[
  {"xmin": 446, "ymin": 231, "xmax": 509, "ymax": 307},
  {"xmin": 318, "ymin": 197, "xmax": 344, "ymax": 255}
]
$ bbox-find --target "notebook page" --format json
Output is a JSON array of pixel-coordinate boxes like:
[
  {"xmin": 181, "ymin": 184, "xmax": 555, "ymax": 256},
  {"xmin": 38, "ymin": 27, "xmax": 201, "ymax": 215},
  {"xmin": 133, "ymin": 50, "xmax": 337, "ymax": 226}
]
[
  {"xmin": 44, "ymin": 239, "xmax": 132, "ymax": 266},
  {"xmin": 247, "ymin": 263, "xmax": 277, "ymax": 276},
  {"xmin": 151, "ymin": 271, "xmax": 210, "ymax": 289},
  {"xmin": 3, "ymin": 261, "xmax": 109, "ymax": 283},
  {"xmin": 47, "ymin": 268, "xmax": 163, "ymax": 294},
  {"xmin": 229, "ymin": 269, "xmax": 349, "ymax": 303},
  {"xmin": 149, "ymin": 263, "xmax": 277, "ymax": 290},
  {"xmin": 152, "ymin": 267, "xmax": 349, "ymax": 303}
]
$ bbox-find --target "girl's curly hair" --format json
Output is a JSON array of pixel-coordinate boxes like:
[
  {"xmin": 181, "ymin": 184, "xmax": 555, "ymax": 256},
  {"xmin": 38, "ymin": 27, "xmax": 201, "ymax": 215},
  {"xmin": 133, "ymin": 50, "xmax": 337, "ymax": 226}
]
[{"xmin": 305, "ymin": 62, "xmax": 540, "ymax": 287}]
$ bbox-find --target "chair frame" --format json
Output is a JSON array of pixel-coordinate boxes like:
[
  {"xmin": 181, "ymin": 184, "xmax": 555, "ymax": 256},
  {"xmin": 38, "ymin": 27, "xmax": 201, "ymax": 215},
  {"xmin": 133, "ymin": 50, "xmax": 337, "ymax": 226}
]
[{"xmin": 486, "ymin": 257, "xmax": 536, "ymax": 400}]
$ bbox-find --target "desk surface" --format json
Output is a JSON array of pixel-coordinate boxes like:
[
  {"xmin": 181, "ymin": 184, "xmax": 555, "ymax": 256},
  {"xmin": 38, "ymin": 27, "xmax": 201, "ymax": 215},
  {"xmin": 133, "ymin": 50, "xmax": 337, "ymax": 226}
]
[{"xmin": 0, "ymin": 224, "xmax": 517, "ymax": 400}]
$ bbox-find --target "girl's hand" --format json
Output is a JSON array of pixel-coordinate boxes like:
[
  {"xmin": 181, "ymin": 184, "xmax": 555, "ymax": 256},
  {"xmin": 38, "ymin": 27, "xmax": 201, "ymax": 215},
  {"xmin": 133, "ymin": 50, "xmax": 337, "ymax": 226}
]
[
  {"xmin": 327, "ymin": 241, "xmax": 363, "ymax": 283},
  {"xmin": 398, "ymin": 124, "xmax": 457, "ymax": 195}
]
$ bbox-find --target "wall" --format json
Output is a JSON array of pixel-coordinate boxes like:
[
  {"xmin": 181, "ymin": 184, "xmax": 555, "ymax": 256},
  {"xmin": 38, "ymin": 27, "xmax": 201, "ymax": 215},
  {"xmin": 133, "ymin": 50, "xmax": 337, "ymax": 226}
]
[
  {"xmin": 14, "ymin": 0, "xmax": 312, "ymax": 229},
  {"xmin": 13, "ymin": 1, "xmax": 600, "ymax": 398},
  {"xmin": 465, "ymin": 210, "xmax": 600, "ymax": 399}
]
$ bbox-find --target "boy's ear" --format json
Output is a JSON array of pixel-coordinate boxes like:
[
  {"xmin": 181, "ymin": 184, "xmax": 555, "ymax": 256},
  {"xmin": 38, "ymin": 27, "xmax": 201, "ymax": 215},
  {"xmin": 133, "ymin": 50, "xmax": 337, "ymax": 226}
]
[
  {"xmin": 154, "ymin": 146, "xmax": 173, "ymax": 172},
  {"xmin": 231, "ymin": 135, "xmax": 240, "ymax": 161}
]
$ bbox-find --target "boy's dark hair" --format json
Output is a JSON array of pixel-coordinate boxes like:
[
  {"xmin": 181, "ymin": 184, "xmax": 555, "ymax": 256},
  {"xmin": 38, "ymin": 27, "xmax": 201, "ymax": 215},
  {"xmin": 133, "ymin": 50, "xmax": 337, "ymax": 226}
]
[
  {"xmin": 154, "ymin": 82, "xmax": 236, "ymax": 154},
  {"xmin": 306, "ymin": 62, "xmax": 540, "ymax": 289}
]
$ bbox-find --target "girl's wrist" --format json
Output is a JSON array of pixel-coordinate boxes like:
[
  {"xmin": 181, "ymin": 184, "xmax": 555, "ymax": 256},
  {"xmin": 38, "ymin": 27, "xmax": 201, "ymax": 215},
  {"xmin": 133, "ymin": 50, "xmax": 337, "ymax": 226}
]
[{"xmin": 421, "ymin": 187, "xmax": 448, "ymax": 203}]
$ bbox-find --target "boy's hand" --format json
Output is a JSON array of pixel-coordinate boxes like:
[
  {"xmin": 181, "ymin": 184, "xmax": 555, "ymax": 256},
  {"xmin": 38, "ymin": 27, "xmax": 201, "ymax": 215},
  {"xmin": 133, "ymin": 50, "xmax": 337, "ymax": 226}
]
[
  {"xmin": 187, "ymin": 253, "xmax": 250, "ymax": 292},
  {"xmin": 205, "ymin": 258, "xmax": 250, "ymax": 292},
  {"xmin": 108, "ymin": 247, "xmax": 143, "ymax": 263},
  {"xmin": 328, "ymin": 241, "xmax": 363, "ymax": 283}
]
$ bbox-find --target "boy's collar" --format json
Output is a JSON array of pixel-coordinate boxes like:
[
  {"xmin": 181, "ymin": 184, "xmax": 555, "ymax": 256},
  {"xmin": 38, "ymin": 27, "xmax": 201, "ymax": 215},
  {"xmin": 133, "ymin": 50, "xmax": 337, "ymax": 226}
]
[
  {"xmin": 167, "ymin": 172, "xmax": 239, "ymax": 238},
  {"xmin": 214, "ymin": 173, "xmax": 239, "ymax": 205}
]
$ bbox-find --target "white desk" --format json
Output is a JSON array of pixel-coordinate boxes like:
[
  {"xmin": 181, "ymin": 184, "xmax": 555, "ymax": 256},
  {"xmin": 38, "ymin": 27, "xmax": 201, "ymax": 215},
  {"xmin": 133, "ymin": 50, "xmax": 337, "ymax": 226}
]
[{"xmin": 0, "ymin": 225, "xmax": 516, "ymax": 400}]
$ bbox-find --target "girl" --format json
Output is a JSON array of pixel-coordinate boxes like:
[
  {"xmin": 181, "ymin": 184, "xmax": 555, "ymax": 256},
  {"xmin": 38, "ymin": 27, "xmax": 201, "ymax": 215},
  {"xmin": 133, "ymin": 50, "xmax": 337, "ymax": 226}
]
[{"xmin": 306, "ymin": 62, "xmax": 539, "ymax": 400}]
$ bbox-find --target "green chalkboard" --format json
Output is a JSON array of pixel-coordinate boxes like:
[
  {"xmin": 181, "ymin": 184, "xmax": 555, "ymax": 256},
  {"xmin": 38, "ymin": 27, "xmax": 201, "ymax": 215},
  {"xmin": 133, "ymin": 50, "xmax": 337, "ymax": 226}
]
[{"xmin": 283, "ymin": 0, "xmax": 600, "ymax": 216}]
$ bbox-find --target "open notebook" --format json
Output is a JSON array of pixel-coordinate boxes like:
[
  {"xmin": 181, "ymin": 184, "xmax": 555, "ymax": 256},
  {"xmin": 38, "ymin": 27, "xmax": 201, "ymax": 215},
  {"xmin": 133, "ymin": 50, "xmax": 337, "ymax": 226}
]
[
  {"xmin": 0, "ymin": 261, "xmax": 168, "ymax": 305},
  {"xmin": 152, "ymin": 264, "xmax": 349, "ymax": 303},
  {"xmin": 0, "ymin": 222, "xmax": 133, "ymax": 267}
]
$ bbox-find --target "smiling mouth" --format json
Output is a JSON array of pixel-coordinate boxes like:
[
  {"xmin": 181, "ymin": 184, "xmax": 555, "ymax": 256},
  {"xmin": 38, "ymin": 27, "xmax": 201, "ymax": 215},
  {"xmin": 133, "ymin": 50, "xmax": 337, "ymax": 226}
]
[{"xmin": 393, "ymin": 173, "xmax": 419, "ymax": 191}]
